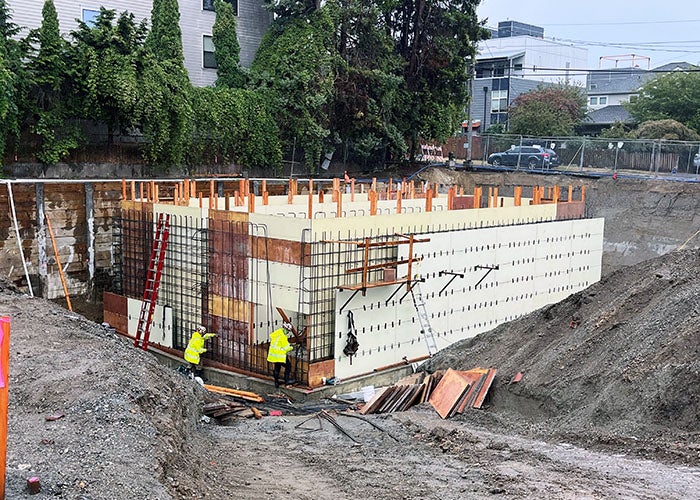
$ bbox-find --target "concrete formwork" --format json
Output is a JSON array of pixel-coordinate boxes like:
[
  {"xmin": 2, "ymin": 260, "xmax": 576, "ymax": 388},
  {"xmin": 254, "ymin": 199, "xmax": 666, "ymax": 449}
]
[{"xmin": 109, "ymin": 178, "xmax": 602, "ymax": 388}]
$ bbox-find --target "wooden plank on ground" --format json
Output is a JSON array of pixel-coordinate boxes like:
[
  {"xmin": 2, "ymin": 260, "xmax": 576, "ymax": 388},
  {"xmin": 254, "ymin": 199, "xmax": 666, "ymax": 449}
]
[
  {"xmin": 204, "ymin": 384, "xmax": 265, "ymax": 403},
  {"xmin": 360, "ymin": 386, "xmax": 390, "ymax": 415}
]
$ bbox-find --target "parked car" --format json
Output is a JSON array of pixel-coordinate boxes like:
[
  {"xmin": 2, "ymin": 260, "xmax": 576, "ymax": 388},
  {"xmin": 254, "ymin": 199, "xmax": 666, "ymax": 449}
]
[{"xmin": 487, "ymin": 146, "xmax": 560, "ymax": 169}]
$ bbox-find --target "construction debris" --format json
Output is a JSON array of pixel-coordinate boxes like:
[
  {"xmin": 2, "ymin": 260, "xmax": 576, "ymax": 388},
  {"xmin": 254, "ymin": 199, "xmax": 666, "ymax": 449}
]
[
  {"xmin": 358, "ymin": 367, "xmax": 497, "ymax": 418},
  {"xmin": 202, "ymin": 400, "xmax": 253, "ymax": 423},
  {"xmin": 360, "ymin": 371, "xmax": 445, "ymax": 415}
]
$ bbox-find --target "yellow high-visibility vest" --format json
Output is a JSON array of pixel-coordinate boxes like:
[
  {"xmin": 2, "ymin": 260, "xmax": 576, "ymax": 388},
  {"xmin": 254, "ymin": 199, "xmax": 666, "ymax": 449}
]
[
  {"xmin": 267, "ymin": 328, "xmax": 292, "ymax": 363},
  {"xmin": 184, "ymin": 331, "xmax": 205, "ymax": 364}
]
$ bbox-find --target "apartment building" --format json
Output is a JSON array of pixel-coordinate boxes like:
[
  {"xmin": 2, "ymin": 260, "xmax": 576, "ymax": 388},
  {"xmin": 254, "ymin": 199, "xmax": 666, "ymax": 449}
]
[{"xmin": 7, "ymin": 0, "xmax": 272, "ymax": 87}]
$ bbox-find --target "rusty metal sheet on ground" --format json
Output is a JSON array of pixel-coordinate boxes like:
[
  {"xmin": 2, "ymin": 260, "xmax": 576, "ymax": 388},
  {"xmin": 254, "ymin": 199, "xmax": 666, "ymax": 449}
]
[{"xmin": 429, "ymin": 368, "xmax": 472, "ymax": 419}]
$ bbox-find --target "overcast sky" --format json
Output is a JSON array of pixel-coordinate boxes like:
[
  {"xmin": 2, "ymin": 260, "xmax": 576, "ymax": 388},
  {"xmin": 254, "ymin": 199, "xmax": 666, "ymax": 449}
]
[{"xmin": 477, "ymin": 0, "xmax": 700, "ymax": 69}]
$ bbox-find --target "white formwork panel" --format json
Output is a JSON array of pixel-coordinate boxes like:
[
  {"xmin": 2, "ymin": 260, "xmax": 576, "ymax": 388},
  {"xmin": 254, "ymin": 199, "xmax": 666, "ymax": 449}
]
[
  {"xmin": 249, "ymin": 212, "xmax": 312, "ymax": 243},
  {"xmin": 127, "ymin": 298, "xmax": 174, "ymax": 348},
  {"xmin": 248, "ymin": 260, "xmax": 302, "ymax": 315},
  {"xmin": 334, "ymin": 286, "xmax": 429, "ymax": 379}
]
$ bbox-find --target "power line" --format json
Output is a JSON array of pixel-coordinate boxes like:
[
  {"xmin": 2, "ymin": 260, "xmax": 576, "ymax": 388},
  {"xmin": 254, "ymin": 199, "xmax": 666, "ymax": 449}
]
[{"xmin": 539, "ymin": 19, "xmax": 700, "ymax": 27}]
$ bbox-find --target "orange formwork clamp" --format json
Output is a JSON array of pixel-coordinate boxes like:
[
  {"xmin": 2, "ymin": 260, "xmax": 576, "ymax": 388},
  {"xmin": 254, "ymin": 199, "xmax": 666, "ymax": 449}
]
[{"xmin": 0, "ymin": 316, "xmax": 10, "ymax": 499}]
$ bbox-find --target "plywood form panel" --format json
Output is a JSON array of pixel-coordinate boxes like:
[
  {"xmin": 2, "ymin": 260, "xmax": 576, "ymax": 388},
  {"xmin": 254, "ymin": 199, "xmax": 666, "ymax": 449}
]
[
  {"xmin": 251, "ymin": 236, "xmax": 309, "ymax": 266},
  {"xmin": 103, "ymin": 292, "xmax": 127, "ymax": 334},
  {"xmin": 208, "ymin": 217, "xmax": 249, "ymax": 298},
  {"xmin": 556, "ymin": 200, "xmax": 585, "ymax": 220},
  {"xmin": 207, "ymin": 294, "xmax": 251, "ymax": 322}
]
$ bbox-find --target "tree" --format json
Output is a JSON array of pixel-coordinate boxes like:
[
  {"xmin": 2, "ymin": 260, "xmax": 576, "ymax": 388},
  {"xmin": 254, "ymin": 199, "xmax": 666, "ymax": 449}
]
[
  {"xmin": 138, "ymin": 0, "xmax": 192, "ymax": 170},
  {"xmin": 626, "ymin": 71, "xmax": 700, "ymax": 133},
  {"xmin": 328, "ymin": 0, "xmax": 405, "ymax": 165},
  {"xmin": 69, "ymin": 8, "xmax": 147, "ymax": 145},
  {"xmin": 213, "ymin": 0, "xmax": 246, "ymax": 88},
  {"xmin": 0, "ymin": 0, "xmax": 24, "ymax": 162},
  {"xmin": 188, "ymin": 87, "xmax": 282, "ymax": 171},
  {"xmin": 25, "ymin": 0, "xmax": 79, "ymax": 165},
  {"xmin": 632, "ymin": 119, "xmax": 700, "ymax": 141},
  {"xmin": 509, "ymin": 84, "xmax": 587, "ymax": 136},
  {"xmin": 386, "ymin": 0, "xmax": 487, "ymax": 158},
  {"xmin": 250, "ymin": 10, "xmax": 335, "ymax": 171}
]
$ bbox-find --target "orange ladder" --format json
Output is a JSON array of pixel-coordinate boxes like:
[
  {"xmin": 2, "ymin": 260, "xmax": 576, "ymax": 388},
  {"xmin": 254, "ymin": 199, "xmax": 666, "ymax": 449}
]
[{"xmin": 134, "ymin": 213, "xmax": 170, "ymax": 350}]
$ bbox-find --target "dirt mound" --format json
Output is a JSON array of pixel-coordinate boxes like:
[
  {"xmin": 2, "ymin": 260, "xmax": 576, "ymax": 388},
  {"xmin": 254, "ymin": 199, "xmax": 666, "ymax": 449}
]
[
  {"xmin": 1, "ymin": 292, "xmax": 218, "ymax": 499},
  {"xmin": 431, "ymin": 249, "xmax": 700, "ymax": 463}
]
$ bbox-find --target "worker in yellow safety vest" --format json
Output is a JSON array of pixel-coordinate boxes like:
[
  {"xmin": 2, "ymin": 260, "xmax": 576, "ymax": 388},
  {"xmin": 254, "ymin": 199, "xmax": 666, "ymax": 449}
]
[
  {"xmin": 267, "ymin": 322, "xmax": 295, "ymax": 387},
  {"xmin": 184, "ymin": 325, "xmax": 216, "ymax": 379}
]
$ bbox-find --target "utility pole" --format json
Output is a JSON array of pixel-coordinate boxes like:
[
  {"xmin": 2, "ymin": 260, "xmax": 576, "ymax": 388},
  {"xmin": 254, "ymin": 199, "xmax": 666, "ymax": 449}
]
[{"xmin": 465, "ymin": 53, "xmax": 476, "ymax": 170}]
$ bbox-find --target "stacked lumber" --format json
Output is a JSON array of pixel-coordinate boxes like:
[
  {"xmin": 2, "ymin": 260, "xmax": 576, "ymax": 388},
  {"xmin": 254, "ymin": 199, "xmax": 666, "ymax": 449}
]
[
  {"xmin": 203, "ymin": 400, "xmax": 249, "ymax": 422},
  {"xmin": 360, "ymin": 371, "xmax": 444, "ymax": 415},
  {"xmin": 428, "ymin": 367, "xmax": 497, "ymax": 419}
]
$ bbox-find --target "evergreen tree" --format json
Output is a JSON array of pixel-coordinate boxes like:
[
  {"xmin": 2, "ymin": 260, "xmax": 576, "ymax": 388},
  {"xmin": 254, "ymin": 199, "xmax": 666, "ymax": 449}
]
[
  {"xmin": 251, "ymin": 11, "xmax": 335, "ymax": 171},
  {"xmin": 213, "ymin": 0, "xmax": 246, "ymax": 88},
  {"xmin": 26, "ymin": 0, "xmax": 79, "ymax": 165},
  {"xmin": 0, "ymin": 0, "xmax": 23, "ymax": 162},
  {"xmin": 138, "ymin": 0, "xmax": 192, "ymax": 170},
  {"xmin": 70, "ymin": 8, "xmax": 147, "ymax": 145}
]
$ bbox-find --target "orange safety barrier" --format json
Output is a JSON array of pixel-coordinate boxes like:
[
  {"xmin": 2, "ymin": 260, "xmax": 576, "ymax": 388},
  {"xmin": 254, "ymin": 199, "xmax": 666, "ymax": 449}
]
[{"xmin": 0, "ymin": 316, "xmax": 10, "ymax": 498}]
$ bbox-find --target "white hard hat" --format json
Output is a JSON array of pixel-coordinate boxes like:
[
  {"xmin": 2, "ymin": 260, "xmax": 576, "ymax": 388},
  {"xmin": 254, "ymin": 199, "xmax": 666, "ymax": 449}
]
[
  {"xmin": 282, "ymin": 321, "xmax": 293, "ymax": 331},
  {"xmin": 197, "ymin": 325, "xmax": 206, "ymax": 333}
]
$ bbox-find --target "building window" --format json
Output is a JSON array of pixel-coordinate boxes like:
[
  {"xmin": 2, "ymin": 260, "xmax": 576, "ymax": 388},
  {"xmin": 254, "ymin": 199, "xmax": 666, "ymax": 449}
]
[
  {"xmin": 589, "ymin": 97, "xmax": 598, "ymax": 105},
  {"xmin": 599, "ymin": 96, "xmax": 608, "ymax": 105},
  {"xmin": 203, "ymin": 0, "xmax": 238, "ymax": 16},
  {"xmin": 203, "ymin": 35, "xmax": 216, "ymax": 69},
  {"xmin": 491, "ymin": 89, "xmax": 508, "ymax": 113},
  {"xmin": 82, "ymin": 8, "xmax": 100, "ymax": 27}
]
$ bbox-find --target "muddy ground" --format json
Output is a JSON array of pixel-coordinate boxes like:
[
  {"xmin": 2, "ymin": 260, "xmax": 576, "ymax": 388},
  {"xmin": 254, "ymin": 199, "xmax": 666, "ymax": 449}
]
[{"xmin": 2, "ymin": 246, "xmax": 699, "ymax": 499}]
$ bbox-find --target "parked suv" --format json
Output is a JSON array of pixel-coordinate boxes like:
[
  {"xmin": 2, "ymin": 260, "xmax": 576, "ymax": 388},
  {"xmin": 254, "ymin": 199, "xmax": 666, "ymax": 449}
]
[{"xmin": 487, "ymin": 146, "xmax": 560, "ymax": 169}]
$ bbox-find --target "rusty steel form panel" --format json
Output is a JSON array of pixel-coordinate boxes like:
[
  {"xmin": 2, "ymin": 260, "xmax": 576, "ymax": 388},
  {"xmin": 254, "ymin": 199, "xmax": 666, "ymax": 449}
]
[{"xmin": 205, "ymin": 215, "xmax": 252, "ymax": 371}]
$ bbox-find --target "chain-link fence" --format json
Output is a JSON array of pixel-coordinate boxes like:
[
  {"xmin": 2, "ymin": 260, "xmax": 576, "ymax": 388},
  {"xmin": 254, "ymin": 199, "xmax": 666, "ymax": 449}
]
[{"xmin": 480, "ymin": 134, "xmax": 700, "ymax": 178}]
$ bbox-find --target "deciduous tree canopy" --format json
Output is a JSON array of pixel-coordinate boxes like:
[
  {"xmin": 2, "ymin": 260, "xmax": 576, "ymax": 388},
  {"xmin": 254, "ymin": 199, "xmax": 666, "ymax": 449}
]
[
  {"xmin": 626, "ymin": 71, "xmax": 700, "ymax": 134},
  {"xmin": 508, "ymin": 84, "xmax": 587, "ymax": 137}
]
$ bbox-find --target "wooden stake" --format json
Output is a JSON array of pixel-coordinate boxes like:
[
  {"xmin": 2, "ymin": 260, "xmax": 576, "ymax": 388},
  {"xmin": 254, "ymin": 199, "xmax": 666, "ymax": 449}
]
[
  {"xmin": 248, "ymin": 193, "xmax": 255, "ymax": 213},
  {"xmin": 45, "ymin": 214, "xmax": 72, "ymax": 312},
  {"xmin": 121, "ymin": 179, "xmax": 127, "ymax": 200}
]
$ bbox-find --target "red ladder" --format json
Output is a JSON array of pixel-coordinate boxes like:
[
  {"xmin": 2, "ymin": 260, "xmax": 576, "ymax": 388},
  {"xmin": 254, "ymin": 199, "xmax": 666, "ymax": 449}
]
[{"xmin": 134, "ymin": 213, "xmax": 170, "ymax": 350}]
